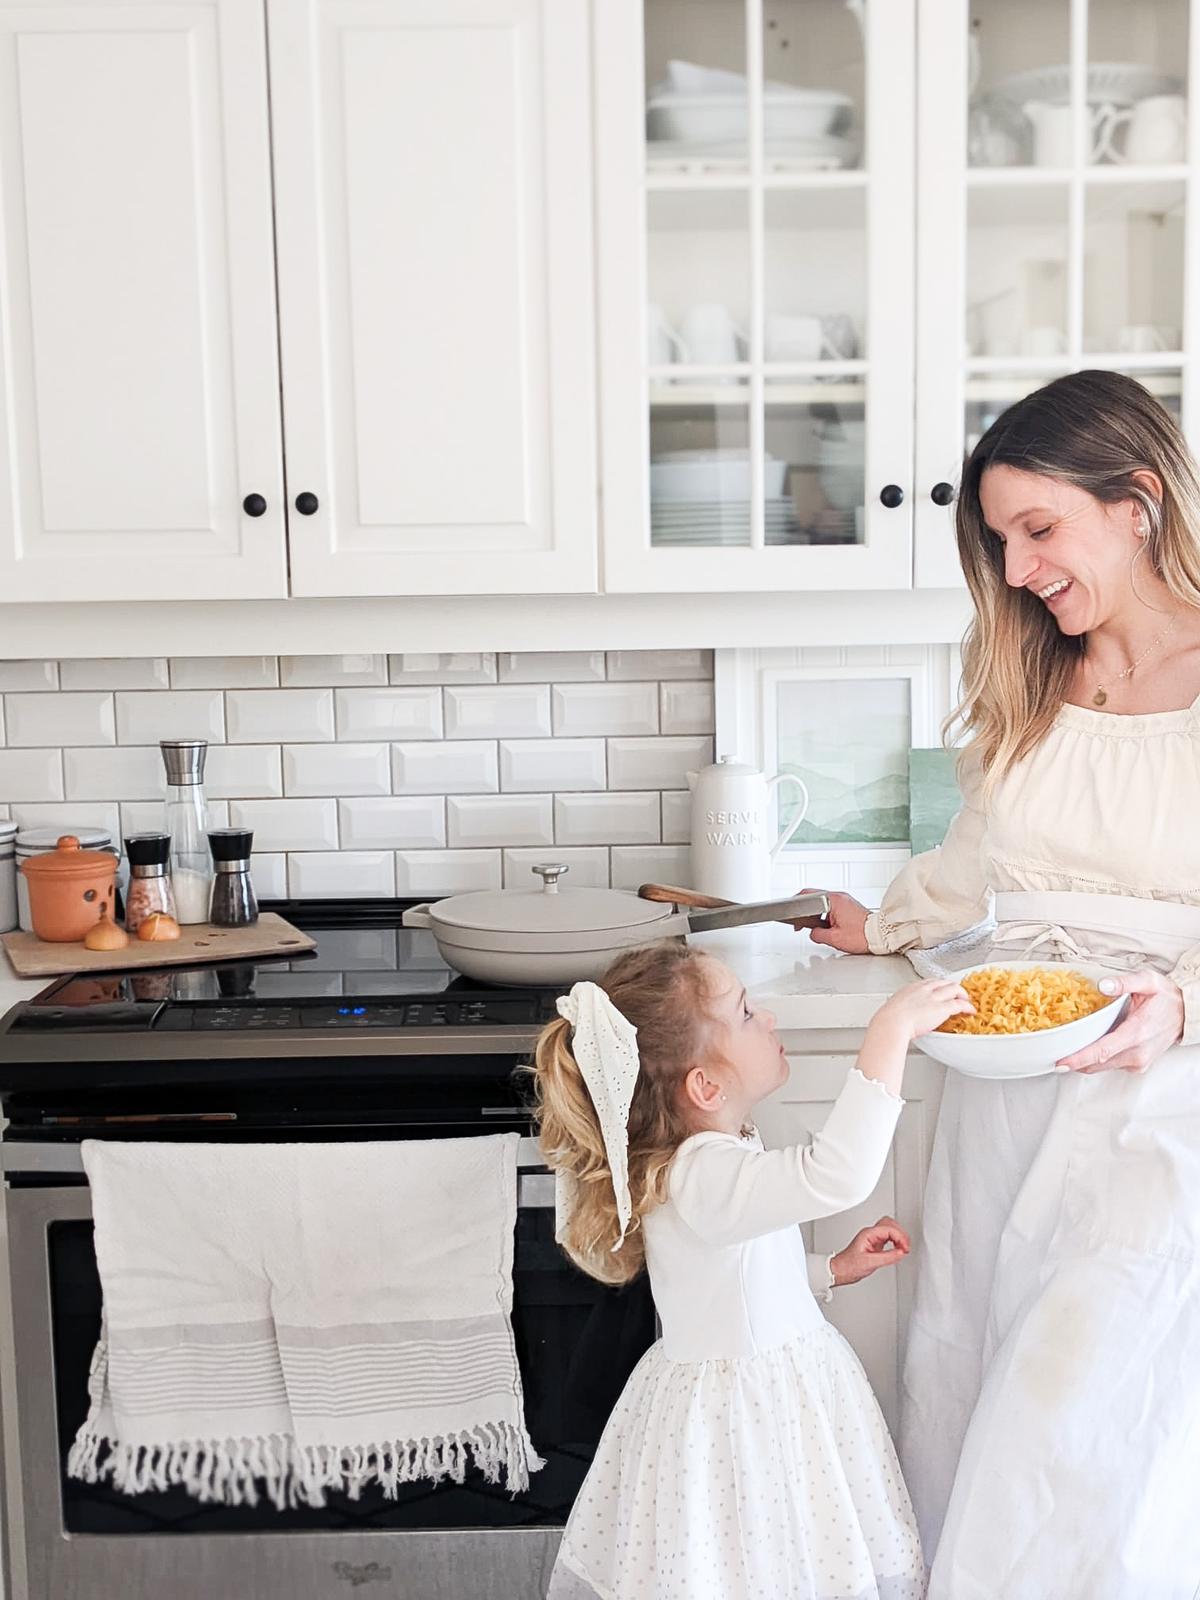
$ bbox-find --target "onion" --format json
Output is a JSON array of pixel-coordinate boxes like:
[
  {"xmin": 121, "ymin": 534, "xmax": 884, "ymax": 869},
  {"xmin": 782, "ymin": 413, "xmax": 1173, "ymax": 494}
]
[
  {"xmin": 137, "ymin": 912, "xmax": 182, "ymax": 942},
  {"xmin": 84, "ymin": 914, "xmax": 130, "ymax": 952}
]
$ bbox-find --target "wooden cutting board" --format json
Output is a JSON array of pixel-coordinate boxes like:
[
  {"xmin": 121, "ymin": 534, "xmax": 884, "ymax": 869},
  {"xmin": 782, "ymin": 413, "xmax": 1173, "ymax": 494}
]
[{"xmin": 1, "ymin": 912, "xmax": 316, "ymax": 978}]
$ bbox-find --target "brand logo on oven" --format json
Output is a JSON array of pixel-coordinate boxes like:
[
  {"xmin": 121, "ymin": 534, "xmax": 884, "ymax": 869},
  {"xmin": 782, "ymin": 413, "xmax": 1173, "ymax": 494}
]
[{"xmin": 332, "ymin": 1561, "xmax": 393, "ymax": 1588}]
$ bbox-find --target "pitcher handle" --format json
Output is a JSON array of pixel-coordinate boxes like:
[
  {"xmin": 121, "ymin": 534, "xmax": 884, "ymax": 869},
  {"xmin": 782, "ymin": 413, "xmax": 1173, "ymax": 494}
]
[
  {"xmin": 1093, "ymin": 103, "xmax": 1132, "ymax": 164},
  {"xmin": 768, "ymin": 773, "xmax": 810, "ymax": 863}
]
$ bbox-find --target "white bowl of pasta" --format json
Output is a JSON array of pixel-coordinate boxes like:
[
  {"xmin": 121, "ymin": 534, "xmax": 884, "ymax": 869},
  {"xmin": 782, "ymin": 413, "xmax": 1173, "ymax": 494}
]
[{"xmin": 912, "ymin": 960, "xmax": 1128, "ymax": 1079}]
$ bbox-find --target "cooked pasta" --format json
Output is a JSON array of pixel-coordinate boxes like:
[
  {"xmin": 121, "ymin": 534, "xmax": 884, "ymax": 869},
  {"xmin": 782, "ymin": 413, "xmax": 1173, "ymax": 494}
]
[{"xmin": 937, "ymin": 966, "xmax": 1108, "ymax": 1036}]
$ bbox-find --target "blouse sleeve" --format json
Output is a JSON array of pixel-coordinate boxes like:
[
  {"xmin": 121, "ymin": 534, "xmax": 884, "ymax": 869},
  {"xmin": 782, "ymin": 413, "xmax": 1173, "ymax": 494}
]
[
  {"xmin": 864, "ymin": 746, "xmax": 992, "ymax": 954},
  {"xmin": 668, "ymin": 1069, "xmax": 902, "ymax": 1248},
  {"xmin": 806, "ymin": 1252, "xmax": 836, "ymax": 1304},
  {"xmin": 1168, "ymin": 949, "xmax": 1200, "ymax": 1047}
]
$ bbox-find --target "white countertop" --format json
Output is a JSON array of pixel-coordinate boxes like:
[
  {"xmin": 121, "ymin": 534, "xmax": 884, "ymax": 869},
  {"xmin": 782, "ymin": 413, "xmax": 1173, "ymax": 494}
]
[
  {"xmin": 0, "ymin": 928, "xmax": 915, "ymax": 1033},
  {"xmin": 678, "ymin": 924, "xmax": 914, "ymax": 1030}
]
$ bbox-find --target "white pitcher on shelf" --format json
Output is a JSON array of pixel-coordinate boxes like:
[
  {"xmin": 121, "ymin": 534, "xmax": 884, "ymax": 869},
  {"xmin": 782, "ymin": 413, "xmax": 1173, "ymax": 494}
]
[{"xmin": 688, "ymin": 756, "xmax": 810, "ymax": 902}]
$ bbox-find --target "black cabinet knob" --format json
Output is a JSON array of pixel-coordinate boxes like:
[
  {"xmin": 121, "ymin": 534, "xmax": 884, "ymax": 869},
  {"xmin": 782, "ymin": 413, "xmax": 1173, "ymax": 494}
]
[
  {"xmin": 930, "ymin": 481, "xmax": 956, "ymax": 506},
  {"xmin": 242, "ymin": 493, "xmax": 267, "ymax": 517},
  {"xmin": 879, "ymin": 484, "xmax": 905, "ymax": 509},
  {"xmin": 295, "ymin": 491, "xmax": 320, "ymax": 516}
]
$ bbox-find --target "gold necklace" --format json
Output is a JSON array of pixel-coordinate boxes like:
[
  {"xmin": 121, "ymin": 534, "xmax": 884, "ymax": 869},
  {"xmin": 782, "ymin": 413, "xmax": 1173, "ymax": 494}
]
[{"xmin": 1086, "ymin": 612, "xmax": 1180, "ymax": 707}]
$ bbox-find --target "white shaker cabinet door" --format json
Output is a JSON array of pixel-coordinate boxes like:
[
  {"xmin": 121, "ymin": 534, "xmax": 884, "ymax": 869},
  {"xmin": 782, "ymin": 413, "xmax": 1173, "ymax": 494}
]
[
  {"xmin": 270, "ymin": 0, "xmax": 598, "ymax": 597},
  {"xmin": 756, "ymin": 1051, "xmax": 945, "ymax": 1436},
  {"xmin": 0, "ymin": 0, "xmax": 286, "ymax": 601}
]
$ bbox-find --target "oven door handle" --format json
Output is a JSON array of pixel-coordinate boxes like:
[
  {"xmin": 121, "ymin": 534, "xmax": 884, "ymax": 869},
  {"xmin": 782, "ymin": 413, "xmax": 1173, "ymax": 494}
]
[{"xmin": 3, "ymin": 1136, "xmax": 553, "ymax": 1180}]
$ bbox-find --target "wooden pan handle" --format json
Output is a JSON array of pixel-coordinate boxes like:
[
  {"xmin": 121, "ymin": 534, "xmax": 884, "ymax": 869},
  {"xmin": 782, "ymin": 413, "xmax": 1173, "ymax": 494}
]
[{"xmin": 637, "ymin": 882, "xmax": 733, "ymax": 910}]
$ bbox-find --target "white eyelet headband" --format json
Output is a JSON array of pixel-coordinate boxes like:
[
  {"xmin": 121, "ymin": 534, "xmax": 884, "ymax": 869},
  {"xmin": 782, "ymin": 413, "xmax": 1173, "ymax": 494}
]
[{"xmin": 553, "ymin": 981, "xmax": 640, "ymax": 1253}]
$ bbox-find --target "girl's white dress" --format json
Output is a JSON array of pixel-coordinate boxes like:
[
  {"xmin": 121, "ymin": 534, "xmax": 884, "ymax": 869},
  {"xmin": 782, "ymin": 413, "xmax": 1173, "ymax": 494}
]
[{"xmin": 548, "ymin": 1069, "xmax": 926, "ymax": 1600}]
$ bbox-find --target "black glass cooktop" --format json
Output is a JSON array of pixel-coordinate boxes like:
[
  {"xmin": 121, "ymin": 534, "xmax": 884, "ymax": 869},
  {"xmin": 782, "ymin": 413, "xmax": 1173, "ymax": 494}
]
[
  {"xmin": 8, "ymin": 899, "xmax": 561, "ymax": 1032},
  {"xmin": 0, "ymin": 901, "xmax": 559, "ymax": 1109}
]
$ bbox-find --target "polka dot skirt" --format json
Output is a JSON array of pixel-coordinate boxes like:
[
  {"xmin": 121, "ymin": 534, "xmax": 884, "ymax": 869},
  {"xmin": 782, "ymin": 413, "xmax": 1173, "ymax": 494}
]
[{"xmin": 548, "ymin": 1323, "xmax": 926, "ymax": 1600}]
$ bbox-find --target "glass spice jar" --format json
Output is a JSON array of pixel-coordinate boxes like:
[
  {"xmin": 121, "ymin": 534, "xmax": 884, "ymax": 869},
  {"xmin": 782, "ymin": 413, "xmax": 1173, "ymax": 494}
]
[
  {"xmin": 123, "ymin": 833, "xmax": 176, "ymax": 934},
  {"xmin": 207, "ymin": 828, "xmax": 258, "ymax": 928}
]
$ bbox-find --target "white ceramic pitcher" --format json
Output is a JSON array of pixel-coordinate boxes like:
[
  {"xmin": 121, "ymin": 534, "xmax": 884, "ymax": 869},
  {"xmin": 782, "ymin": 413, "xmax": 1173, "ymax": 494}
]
[{"xmin": 688, "ymin": 756, "xmax": 810, "ymax": 902}]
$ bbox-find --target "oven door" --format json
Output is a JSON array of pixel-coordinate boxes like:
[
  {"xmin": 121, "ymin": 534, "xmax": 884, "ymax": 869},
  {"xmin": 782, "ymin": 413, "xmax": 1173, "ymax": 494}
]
[{"xmin": 3, "ymin": 1145, "xmax": 656, "ymax": 1600}]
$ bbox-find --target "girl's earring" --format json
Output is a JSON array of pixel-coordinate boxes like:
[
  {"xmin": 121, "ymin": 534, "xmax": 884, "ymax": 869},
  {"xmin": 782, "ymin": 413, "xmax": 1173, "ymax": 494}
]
[
  {"xmin": 719, "ymin": 1093, "xmax": 727, "ymax": 1104},
  {"xmin": 1135, "ymin": 512, "xmax": 1148, "ymax": 538}
]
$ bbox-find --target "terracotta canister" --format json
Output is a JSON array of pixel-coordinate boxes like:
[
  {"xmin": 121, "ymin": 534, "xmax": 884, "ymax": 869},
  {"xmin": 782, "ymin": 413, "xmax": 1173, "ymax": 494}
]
[{"xmin": 20, "ymin": 835, "xmax": 119, "ymax": 942}]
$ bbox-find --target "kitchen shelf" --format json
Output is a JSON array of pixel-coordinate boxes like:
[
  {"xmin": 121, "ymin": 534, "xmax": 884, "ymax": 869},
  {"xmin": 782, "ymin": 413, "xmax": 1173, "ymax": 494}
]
[
  {"xmin": 968, "ymin": 164, "xmax": 1189, "ymax": 186},
  {"xmin": 965, "ymin": 371, "xmax": 1182, "ymax": 402},
  {"xmin": 650, "ymin": 378, "xmax": 868, "ymax": 407}
]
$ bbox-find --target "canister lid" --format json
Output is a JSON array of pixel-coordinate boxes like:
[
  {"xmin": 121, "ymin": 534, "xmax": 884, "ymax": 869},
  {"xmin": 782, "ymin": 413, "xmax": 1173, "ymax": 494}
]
[
  {"xmin": 19, "ymin": 835, "xmax": 119, "ymax": 879},
  {"xmin": 15, "ymin": 825, "xmax": 112, "ymax": 857}
]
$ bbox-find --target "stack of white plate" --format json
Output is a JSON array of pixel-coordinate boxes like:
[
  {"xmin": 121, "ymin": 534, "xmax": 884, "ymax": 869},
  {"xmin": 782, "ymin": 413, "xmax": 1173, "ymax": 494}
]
[{"xmin": 652, "ymin": 497, "xmax": 801, "ymax": 546}]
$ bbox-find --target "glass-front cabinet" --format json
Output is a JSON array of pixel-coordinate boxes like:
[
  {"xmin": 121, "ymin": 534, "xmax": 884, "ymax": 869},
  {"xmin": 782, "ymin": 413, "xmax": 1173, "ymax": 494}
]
[
  {"xmin": 596, "ymin": 0, "xmax": 918, "ymax": 592},
  {"xmin": 597, "ymin": 0, "xmax": 1198, "ymax": 595},
  {"xmin": 917, "ymin": 0, "xmax": 1197, "ymax": 584}
]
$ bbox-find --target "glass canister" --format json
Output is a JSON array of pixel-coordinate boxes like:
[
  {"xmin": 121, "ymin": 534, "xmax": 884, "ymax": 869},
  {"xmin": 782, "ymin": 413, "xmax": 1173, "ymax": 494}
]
[
  {"xmin": 0, "ymin": 821, "xmax": 17, "ymax": 933},
  {"xmin": 207, "ymin": 828, "xmax": 258, "ymax": 927},
  {"xmin": 160, "ymin": 740, "xmax": 212, "ymax": 924},
  {"xmin": 123, "ymin": 833, "xmax": 176, "ymax": 934}
]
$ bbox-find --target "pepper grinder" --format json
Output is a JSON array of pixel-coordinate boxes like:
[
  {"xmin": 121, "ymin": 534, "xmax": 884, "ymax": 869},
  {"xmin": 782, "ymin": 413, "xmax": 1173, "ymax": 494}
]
[
  {"xmin": 160, "ymin": 740, "xmax": 212, "ymax": 924},
  {"xmin": 207, "ymin": 828, "xmax": 258, "ymax": 927}
]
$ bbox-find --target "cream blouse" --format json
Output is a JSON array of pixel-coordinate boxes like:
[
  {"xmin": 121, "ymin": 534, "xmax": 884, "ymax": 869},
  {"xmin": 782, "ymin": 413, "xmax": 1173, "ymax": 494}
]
[{"xmin": 864, "ymin": 696, "xmax": 1200, "ymax": 1042}]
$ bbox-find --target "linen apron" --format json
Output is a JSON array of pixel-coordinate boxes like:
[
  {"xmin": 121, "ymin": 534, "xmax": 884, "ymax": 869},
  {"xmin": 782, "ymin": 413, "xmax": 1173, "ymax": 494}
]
[{"xmin": 900, "ymin": 890, "xmax": 1200, "ymax": 1600}]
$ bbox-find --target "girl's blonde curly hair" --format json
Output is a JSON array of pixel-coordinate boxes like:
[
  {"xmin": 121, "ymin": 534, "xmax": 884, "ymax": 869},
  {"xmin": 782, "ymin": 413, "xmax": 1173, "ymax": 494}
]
[{"xmin": 529, "ymin": 941, "xmax": 717, "ymax": 1286}]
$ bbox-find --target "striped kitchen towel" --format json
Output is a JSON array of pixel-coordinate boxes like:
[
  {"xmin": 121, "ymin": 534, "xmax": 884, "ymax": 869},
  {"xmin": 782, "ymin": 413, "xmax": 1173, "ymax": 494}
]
[{"xmin": 68, "ymin": 1134, "xmax": 543, "ymax": 1508}]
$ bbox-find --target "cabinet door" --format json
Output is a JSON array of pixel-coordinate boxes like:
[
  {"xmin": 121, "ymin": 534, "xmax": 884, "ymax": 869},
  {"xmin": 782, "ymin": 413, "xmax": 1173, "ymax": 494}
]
[
  {"xmin": 270, "ymin": 0, "xmax": 597, "ymax": 598},
  {"xmin": 595, "ymin": 0, "xmax": 916, "ymax": 594},
  {"xmin": 0, "ymin": 0, "xmax": 286, "ymax": 601},
  {"xmin": 916, "ymin": 0, "xmax": 1196, "ymax": 586},
  {"xmin": 755, "ymin": 1051, "xmax": 945, "ymax": 1434}
]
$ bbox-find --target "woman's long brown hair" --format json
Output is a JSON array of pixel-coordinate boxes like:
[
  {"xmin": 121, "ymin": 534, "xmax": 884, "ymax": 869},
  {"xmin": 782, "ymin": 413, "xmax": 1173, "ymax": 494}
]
[{"xmin": 950, "ymin": 370, "xmax": 1200, "ymax": 785}]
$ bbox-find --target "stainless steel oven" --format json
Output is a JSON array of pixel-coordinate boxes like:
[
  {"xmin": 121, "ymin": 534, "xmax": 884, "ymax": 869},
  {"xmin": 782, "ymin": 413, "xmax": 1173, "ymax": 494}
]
[{"xmin": 0, "ymin": 903, "xmax": 657, "ymax": 1600}]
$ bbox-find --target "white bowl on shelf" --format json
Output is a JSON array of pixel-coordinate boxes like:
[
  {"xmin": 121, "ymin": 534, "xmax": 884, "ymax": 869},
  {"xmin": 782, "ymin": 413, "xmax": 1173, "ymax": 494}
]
[
  {"xmin": 646, "ymin": 89, "xmax": 851, "ymax": 145},
  {"xmin": 650, "ymin": 457, "xmax": 788, "ymax": 501},
  {"xmin": 911, "ymin": 960, "xmax": 1127, "ymax": 1080}
]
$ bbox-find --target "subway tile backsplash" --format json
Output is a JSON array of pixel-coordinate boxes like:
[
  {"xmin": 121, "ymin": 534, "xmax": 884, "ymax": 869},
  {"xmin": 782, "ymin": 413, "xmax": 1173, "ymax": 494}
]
[{"xmin": 0, "ymin": 652, "xmax": 714, "ymax": 894}]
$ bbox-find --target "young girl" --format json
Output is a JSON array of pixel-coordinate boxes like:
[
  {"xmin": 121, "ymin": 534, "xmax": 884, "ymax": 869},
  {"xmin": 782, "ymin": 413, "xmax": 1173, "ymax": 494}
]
[{"xmin": 532, "ymin": 940, "xmax": 972, "ymax": 1600}]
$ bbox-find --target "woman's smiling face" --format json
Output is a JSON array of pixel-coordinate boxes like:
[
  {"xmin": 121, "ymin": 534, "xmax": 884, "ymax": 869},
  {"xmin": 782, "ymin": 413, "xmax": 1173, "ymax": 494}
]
[{"xmin": 979, "ymin": 464, "xmax": 1144, "ymax": 636}]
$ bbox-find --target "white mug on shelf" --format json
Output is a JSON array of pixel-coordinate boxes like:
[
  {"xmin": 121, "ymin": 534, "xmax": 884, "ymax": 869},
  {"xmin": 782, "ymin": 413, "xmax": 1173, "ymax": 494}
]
[
  {"xmin": 765, "ymin": 312, "xmax": 858, "ymax": 363},
  {"xmin": 1019, "ymin": 325, "xmax": 1067, "ymax": 357},
  {"xmin": 646, "ymin": 303, "xmax": 686, "ymax": 367},
  {"xmin": 680, "ymin": 303, "xmax": 746, "ymax": 369},
  {"xmin": 1023, "ymin": 100, "xmax": 1131, "ymax": 167},
  {"xmin": 1110, "ymin": 95, "xmax": 1187, "ymax": 165},
  {"xmin": 1117, "ymin": 323, "xmax": 1178, "ymax": 353}
]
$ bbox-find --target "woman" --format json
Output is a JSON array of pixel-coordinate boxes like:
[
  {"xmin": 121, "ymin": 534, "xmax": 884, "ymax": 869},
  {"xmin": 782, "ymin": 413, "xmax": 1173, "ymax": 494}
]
[{"xmin": 812, "ymin": 370, "xmax": 1200, "ymax": 1600}]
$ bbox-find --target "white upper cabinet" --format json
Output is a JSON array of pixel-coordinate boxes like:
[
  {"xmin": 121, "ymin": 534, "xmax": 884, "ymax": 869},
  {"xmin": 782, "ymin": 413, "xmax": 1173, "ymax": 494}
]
[
  {"xmin": 270, "ymin": 0, "xmax": 598, "ymax": 597},
  {"xmin": 594, "ymin": 0, "xmax": 917, "ymax": 594},
  {"xmin": 916, "ymin": 0, "xmax": 1198, "ymax": 586},
  {"xmin": 0, "ymin": 0, "xmax": 287, "ymax": 601}
]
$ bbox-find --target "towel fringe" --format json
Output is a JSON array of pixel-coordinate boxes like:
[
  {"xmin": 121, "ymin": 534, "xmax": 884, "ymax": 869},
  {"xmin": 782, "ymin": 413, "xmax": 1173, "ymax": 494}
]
[{"xmin": 67, "ymin": 1421, "xmax": 546, "ymax": 1506}]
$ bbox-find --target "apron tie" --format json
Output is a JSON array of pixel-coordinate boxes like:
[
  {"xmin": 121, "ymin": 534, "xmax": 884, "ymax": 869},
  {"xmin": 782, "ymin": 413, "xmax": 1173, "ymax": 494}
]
[{"xmin": 997, "ymin": 921, "xmax": 1151, "ymax": 972}]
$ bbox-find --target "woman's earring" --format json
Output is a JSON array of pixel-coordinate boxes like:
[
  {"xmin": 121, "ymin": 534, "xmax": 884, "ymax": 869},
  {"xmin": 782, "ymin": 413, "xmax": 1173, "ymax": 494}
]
[{"xmin": 1135, "ymin": 511, "xmax": 1148, "ymax": 538}]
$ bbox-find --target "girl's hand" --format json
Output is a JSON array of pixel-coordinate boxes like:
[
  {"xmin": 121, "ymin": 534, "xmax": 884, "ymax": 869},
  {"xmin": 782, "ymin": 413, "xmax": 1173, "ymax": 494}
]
[
  {"xmin": 1056, "ymin": 969, "xmax": 1184, "ymax": 1074},
  {"xmin": 869, "ymin": 977, "xmax": 975, "ymax": 1045},
  {"xmin": 831, "ymin": 1217, "xmax": 911, "ymax": 1287},
  {"xmin": 800, "ymin": 890, "xmax": 871, "ymax": 954}
]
